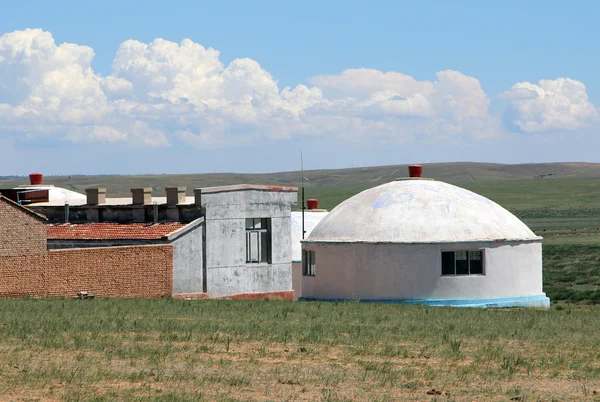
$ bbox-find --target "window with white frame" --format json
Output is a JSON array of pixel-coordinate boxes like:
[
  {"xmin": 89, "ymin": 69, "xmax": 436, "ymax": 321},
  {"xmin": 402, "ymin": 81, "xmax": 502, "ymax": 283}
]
[
  {"xmin": 441, "ymin": 250, "xmax": 484, "ymax": 276},
  {"xmin": 245, "ymin": 218, "xmax": 271, "ymax": 263},
  {"xmin": 303, "ymin": 250, "xmax": 315, "ymax": 276}
]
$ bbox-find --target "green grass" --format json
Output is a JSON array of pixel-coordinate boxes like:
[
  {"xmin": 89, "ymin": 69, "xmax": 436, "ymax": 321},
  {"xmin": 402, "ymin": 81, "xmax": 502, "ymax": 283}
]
[
  {"xmin": 304, "ymin": 177, "xmax": 600, "ymax": 213},
  {"xmin": 2, "ymin": 163, "xmax": 600, "ymax": 398},
  {"xmin": 457, "ymin": 177, "xmax": 600, "ymax": 211},
  {"xmin": 544, "ymin": 244, "xmax": 600, "ymax": 304},
  {"xmin": 0, "ymin": 298, "xmax": 599, "ymax": 400}
]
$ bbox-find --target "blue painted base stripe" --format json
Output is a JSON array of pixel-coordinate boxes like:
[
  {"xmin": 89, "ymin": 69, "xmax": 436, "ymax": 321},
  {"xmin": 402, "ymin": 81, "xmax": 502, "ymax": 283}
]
[{"xmin": 298, "ymin": 294, "xmax": 550, "ymax": 309}]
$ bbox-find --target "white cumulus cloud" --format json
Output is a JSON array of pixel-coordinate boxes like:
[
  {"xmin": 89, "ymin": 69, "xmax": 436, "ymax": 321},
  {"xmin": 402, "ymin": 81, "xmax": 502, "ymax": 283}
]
[
  {"xmin": 501, "ymin": 78, "xmax": 599, "ymax": 132},
  {"xmin": 4, "ymin": 28, "xmax": 594, "ymax": 151}
]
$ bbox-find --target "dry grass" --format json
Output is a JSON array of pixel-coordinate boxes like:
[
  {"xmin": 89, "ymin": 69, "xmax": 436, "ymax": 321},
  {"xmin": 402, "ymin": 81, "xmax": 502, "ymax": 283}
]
[{"xmin": 0, "ymin": 299, "xmax": 599, "ymax": 401}]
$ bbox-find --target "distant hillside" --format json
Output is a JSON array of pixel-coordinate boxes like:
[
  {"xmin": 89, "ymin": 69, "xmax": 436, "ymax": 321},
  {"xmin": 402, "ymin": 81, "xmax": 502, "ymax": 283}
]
[{"xmin": 2, "ymin": 162, "xmax": 600, "ymax": 198}]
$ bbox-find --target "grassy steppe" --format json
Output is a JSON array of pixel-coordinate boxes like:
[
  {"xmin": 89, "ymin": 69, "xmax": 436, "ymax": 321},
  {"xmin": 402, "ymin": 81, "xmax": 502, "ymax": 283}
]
[
  {"xmin": 1, "ymin": 163, "xmax": 600, "ymax": 400},
  {"xmin": 0, "ymin": 298, "xmax": 599, "ymax": 401}
]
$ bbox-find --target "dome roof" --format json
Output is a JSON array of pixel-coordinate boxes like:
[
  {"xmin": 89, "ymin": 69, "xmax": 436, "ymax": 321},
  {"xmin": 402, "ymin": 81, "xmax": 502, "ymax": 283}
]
[{"xmin": 306, "ymin": 179, "xmax": 539, "ymax": 244}]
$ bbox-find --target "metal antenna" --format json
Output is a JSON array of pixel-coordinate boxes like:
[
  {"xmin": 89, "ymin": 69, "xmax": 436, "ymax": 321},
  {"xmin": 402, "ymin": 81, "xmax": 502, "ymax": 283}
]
[{"xmin": 301, "ymin": 151, "xmax": 305, "ymax": 240}]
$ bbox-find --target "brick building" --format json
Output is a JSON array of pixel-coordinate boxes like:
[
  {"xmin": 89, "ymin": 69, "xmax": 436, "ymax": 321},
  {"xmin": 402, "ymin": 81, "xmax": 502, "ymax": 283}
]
[{"xmin": 0, "ymin": 177, "xmax": 297, "ymax": 299}]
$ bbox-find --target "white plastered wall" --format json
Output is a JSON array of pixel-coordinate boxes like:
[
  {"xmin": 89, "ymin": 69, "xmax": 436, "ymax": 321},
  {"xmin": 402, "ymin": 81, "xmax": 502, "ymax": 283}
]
[{"xmin": 301, "ymin": 241, "xmax": 542, "ymax": 301}]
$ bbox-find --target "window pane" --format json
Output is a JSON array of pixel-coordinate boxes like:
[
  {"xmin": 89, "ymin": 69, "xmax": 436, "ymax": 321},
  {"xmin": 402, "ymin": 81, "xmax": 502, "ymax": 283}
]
[
  {"xmin": 303, "ymin": 250, "xmax": 315, "ymax": 276},
  {"xmin": 455, "ymin": 251, "xmax": 468, "ymax": 275},
  {"xmin": 249, "ymin": 231, "xmax": 259, "ymax": 262},
  {"xmin": 260, "ymin": 231, "xmax": 269, "ymax": 263},
  {"xmin": 469, "ymin": 250, "xmax": 483, "ymax": 274},
  {"xmin": 304, "ymin": 250, "xmax": 309, "ymax": 275},
  {"xmin": 246, "ymin": 232, "xmax": 250, "ymax": 262},
  {"xmin": 441, "ymin": 251, "xmax": 455, "ymax": 275},
  {"xmin": 303, "ymin": 250, "xmax": 307, "ymax": 275},
  {"xmin": 304, "ymin": 250, "xmax": 308, "ymax": 275},
  {"xmin": 246, "ymin": 217, "xmax": 271, "ymax": 264}
]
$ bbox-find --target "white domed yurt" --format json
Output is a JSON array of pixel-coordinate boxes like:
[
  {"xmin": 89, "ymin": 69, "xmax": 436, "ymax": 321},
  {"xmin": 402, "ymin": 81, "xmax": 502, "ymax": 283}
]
[{"xmin": 300, "ymin": 166, "xmax": 550, "ymax": 308}]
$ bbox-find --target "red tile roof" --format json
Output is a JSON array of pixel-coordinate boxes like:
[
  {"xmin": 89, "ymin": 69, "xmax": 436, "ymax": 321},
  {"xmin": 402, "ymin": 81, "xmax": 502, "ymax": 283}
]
[{"xmin": 46, "ymin": 222, "xmax": 186, "ymax": 240}]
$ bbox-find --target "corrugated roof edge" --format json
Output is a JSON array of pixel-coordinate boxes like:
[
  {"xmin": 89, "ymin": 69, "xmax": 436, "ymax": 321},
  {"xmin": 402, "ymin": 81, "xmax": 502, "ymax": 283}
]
[
  {"xmin": 0, "ymin": 194, "xmax": 48, "ymax": 222},
  {"xmin": 197, "ymin": 184, "xmax": 298, "ymax": 194}
]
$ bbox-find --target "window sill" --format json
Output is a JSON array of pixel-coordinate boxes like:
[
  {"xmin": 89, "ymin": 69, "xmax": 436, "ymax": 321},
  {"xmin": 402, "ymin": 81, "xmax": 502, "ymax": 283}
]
[{"xmin": 441, "ymin": 274, "xmax": 486, "ymax": 277}]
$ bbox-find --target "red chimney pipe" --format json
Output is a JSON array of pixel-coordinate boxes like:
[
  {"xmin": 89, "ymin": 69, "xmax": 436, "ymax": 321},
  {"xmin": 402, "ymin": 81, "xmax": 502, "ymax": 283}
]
[
  {"xmin": 306, "ymin": 199, "xmax": 319, "ymax": 210},
  {"xmin": 29, "ymin": 172, "xmax": 43, "ymax": 185},
  {"xmin": 408, "ymin": 165, "xmax": 423, "ymax": 178}
]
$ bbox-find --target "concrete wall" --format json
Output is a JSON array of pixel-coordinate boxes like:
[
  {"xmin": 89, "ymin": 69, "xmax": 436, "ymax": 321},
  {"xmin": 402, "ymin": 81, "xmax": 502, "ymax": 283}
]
[
  {"xmin": 200, "ymin": 188, "xmax": 297, "ymax": 297},
  {"xmin": 32, "ymin": 204, "xmax": 203, "ymax": 224},
  {"xmin": 172, "ymin": 221, "xmax": 204, "ymax": 294},
  {"xmin": 301, "ymin": 241, "xmax": 543, "ymax": 301}
]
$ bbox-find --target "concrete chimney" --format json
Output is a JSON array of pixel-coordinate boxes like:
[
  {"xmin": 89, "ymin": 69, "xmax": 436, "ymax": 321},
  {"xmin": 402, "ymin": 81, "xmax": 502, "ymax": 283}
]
[
  {"xmin": 166, "ymin": 187, "xmax": 186, "ymax": 205},
  {"xmin": 131, "ymin": 188, "xmax": 152, "ymax": 205},
  {"xmin": 194, "ymin": 188, "xmax": 202, "ymax": 206},
  {"xmin": 85, "ymin": 188, "xmax": 106, "ymax": 205}
]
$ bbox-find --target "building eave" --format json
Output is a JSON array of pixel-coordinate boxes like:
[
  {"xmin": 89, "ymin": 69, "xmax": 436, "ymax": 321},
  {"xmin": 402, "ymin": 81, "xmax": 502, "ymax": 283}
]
[{"xmin": 301, "ymin": 237, "xmax": 544, "ymax": 245}]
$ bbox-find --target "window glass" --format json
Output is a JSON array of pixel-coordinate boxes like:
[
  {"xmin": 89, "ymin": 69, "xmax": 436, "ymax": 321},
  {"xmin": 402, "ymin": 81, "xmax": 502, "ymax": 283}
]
[
  {"xmin": 245, "ymin": 218, "xmax": 271, "ymax": 263},
  {"xmin": 303, "ymin": 250, "xmax": 316, "ymax": 276},
  {"xmin": 302, "ymin": 250, "xmax": 307, "ymax": 275},
  {"xmin": 441, "ymin": 251, "xmax": 455, "ymax": 275},
  {"xmin": 469, "ymin": 250, "xmax": 483, "ymax": 274},
  {"xmin": 247, "ymin": 232, "xmax": 259, "ymax": 262},
  {"xmin": 260, "ymin": 231, "xmax": 269, "ymax": 263},
  {"xmin": 441, "ymin": 250, "xmax": 485, "ymax": 276},
  {"xmin": 455, "ymin": 251, "xmax": 469, "ymax": 275}
]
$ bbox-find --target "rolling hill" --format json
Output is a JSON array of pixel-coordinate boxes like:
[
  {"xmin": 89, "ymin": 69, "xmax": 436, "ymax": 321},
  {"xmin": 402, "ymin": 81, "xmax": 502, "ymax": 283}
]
[{"xmin": 2, "ymin": 162, "xmax": 600, "ymax": 198}]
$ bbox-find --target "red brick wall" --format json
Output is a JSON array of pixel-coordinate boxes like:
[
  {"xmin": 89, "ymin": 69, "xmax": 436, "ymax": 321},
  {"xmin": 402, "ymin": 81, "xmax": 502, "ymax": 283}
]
[
  {"xmin": 47, "ymin": 245, "xmax": 173, "ymax": 298},
  {"xmin": 0, "ymin": 255, "xmax": 48, "ymax": 297},
  {"xmin": 0, "ymin": 199, "xmax": 174, "ymax": 298},
  {"xmin": 0, "ymin": 199, "xmax": 47, "ymax": 257}
]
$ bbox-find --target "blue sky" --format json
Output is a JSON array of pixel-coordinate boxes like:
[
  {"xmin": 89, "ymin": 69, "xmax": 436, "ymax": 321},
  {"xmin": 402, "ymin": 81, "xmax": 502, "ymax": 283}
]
[{"xmin": 1, "ymin": 0, "xmax": 599, "ymax": 175}]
